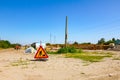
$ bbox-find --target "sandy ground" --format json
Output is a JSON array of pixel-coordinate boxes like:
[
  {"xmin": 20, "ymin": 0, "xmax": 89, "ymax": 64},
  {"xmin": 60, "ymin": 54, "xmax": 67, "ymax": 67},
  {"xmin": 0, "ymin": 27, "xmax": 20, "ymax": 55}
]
[{"xmin": 0, "ymin": 49, "xmax": 120, "ymax": 80}]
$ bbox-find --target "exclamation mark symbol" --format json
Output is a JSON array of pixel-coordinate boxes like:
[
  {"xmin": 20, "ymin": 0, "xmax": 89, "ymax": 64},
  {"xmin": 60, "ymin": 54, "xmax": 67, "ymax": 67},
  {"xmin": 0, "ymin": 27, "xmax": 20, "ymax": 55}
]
[{"xmin": 39, "ymin": 51, "xmax": 42, "ymax": 56}]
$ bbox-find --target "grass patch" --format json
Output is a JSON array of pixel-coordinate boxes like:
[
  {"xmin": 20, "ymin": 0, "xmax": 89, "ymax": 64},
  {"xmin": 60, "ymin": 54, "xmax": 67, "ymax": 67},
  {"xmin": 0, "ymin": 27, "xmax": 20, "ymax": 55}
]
[
  {"xmin": 11, "ymin": 58, "xmax": 30, "ymax": 66},
  {"xmin": 65, "ymin": 52, "xmax": 112, "ymax": 62},
  {"xmin": 47, "ymin": 51, "xmax": 57, "ymax": 54},
  {"xmin": 57, "ymin": 47, "xmax": 78, "ymax": 53},
  {"xmin": 113, "ymin": 57, "xmax": 120, "ymax": 60},
  {"xmin": 0, "ymin": 48, "xmax": 3, "ymax": 50},
  {"xmin": 48, "ymin": 47, "xmax": 112, "ymax": 62},
  {"xmin": 48, "ymin": 47, "xmax": 83, "ymax": 54},
  {"xmin": 82, "ymin": 61, "xmax": 91, "ymax": 66}
]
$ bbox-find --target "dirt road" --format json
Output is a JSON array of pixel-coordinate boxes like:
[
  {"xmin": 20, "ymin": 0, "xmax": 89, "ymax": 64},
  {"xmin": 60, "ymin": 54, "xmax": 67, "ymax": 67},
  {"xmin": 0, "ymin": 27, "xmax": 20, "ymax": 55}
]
[{"xmin": 0, "ymin": 49, "xmax": 120, "ymax": 80}]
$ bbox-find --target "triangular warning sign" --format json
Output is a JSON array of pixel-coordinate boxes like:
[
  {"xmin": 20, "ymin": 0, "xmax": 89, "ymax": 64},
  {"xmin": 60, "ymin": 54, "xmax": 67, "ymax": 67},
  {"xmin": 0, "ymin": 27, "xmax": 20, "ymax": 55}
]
[{"xmin": 34, "ymin": 46, "xmax": 48, "ymax": 58}]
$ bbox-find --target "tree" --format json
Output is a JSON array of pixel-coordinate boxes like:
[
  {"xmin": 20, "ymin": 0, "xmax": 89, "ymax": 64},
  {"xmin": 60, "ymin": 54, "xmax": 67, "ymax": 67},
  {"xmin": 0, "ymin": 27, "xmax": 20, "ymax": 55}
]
[
  {"xmin": 112, "ymin": 38, "xmax": 116, "ymax": 42},
  {"xmin": 115, "ymin": 39, "xmax": 120, "ymax": 45},
  {"xmin": 98, "ymin": 38, "xmax": 105, "ymax": 45},
  {"xmin": 0, "ymin": 40, "xmax": 21, "ymax": 49},
  {"xmin": 11, "ymin": 43, "xmax": 21, "ymax": 48},
  {"xmin": 0, "ymin": 40, "xmax": 11, "ymax": 48},
  {"xmin": 104, "ymin": 40, "xmax": 114, "ymax": 45},
  {"xmin": 46, "ymin": 43, "xmax": 51, "ymax": 46},
  {"xmin": 73, "ymin": 41, "xmax": 79, "ymax": 45},
  {"xmin": 81, "ymin": 42, "xmax": 91, "ymax": 44}
]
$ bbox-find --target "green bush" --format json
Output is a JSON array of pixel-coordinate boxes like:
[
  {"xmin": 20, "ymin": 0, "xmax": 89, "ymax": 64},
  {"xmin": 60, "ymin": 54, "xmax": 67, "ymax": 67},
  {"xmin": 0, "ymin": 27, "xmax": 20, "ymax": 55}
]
[
  {"xmin": 0, "ymin": 40, "xmax": 21, "ymax": 49},
  {"xmin": 77, "ymin": 48, "xmax": 83, "ymax": 53},
  {"xmin": 47, "ymin": 51, "xmax": 57, "ymax": 54},
  {"xmin": 57, "ymin": 47, "xmax": 68, "ymax": 53},
  {"xmin": 57, "ymin": 47, "xmax": 77, "ymax": 53},
  {"xmin": 11, "ymin": 43, "xmax": 21, "ymax": 48},
  {"xmin": 68, "ymin": 47, "xmax": 77, "ymax": 53},
  {"xmin": 0, "ymin": 40, "xmax": 11, "ymax": 48}
]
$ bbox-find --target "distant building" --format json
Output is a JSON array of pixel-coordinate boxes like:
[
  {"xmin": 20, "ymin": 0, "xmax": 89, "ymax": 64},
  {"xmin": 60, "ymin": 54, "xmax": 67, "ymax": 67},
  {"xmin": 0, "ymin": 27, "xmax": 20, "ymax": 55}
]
[
  {"xmin": 113, "ymin": 39, "xmax": 120, "ymax": 50},
  {"xmin": 115, "ymin": 39, "xmax": 120, "ymax": 45}
]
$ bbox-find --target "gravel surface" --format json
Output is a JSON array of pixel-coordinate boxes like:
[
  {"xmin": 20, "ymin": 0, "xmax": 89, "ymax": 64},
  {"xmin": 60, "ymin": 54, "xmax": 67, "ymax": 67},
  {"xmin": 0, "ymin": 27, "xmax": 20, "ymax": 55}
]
[{"xmin": 0, "ymin": 49, "xmax": 120, "ymax": 80}]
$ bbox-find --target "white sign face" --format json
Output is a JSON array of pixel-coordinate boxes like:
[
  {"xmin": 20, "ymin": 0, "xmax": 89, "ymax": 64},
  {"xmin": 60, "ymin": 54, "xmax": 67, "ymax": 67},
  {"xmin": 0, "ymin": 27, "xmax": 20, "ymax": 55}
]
[{"xmin": 36, "ymin": 43, "xmax": 46, "ymax": 49}]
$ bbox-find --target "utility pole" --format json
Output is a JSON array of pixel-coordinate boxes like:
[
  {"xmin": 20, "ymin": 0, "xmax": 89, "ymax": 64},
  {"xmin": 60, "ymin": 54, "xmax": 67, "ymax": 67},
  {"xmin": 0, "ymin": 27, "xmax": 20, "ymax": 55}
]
[
  {"xmin": 65, "ymin": 16, "xmax": 68, "ymax": 48},
  {"xmin": 54, "ymin": 35, "xmax": 56, "ymax": 44},
  {"xmin": 50, "ymin": 33, "xmax": 52, "ymax": 44}
]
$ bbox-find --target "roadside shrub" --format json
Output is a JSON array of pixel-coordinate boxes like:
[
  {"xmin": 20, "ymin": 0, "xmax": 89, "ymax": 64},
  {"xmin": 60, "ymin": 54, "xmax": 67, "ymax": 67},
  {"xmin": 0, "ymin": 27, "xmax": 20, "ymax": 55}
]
[
  {"xmin": 57, "ymin": 47, "xmax": 68, "ymax": 53},
  {"xmin": 68, "ymin": 47, "xmax": 77, "ymax": 53},
  {"xmin": 0, "ymin": 40, "xmax": 21, "ymax": 49},
  {"xmin": 77, "ymin": 48, "xmax": 83, "ymax": 53},
  {"xmin": 57, "ymin": 47, "xmax": 77, "ymax": 53},
  {"xmin": 0, "ymin": 40, "xmax": 11, "ymax": 48},
  {"xmin": 11, "ymin": 43, "xmax": 21, "ymax": 48},
  {"xmin": 47, "ymin": 51, "xmax": 57, "ymax": 54}
]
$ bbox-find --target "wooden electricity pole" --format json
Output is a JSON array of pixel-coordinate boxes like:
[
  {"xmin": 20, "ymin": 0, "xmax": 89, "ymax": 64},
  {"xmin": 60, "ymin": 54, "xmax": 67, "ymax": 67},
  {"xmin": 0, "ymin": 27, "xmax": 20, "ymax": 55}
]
[{"xmin": 65, "ymin": 16, "xmax": 68, "ymax": 48}]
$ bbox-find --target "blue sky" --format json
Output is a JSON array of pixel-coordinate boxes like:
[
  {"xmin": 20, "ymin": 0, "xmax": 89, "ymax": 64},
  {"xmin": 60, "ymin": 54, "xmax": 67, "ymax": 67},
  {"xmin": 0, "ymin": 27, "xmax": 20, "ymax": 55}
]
[{"xmin": 0, "ymin": 0, "xmax": 120, "ymax": 44}]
